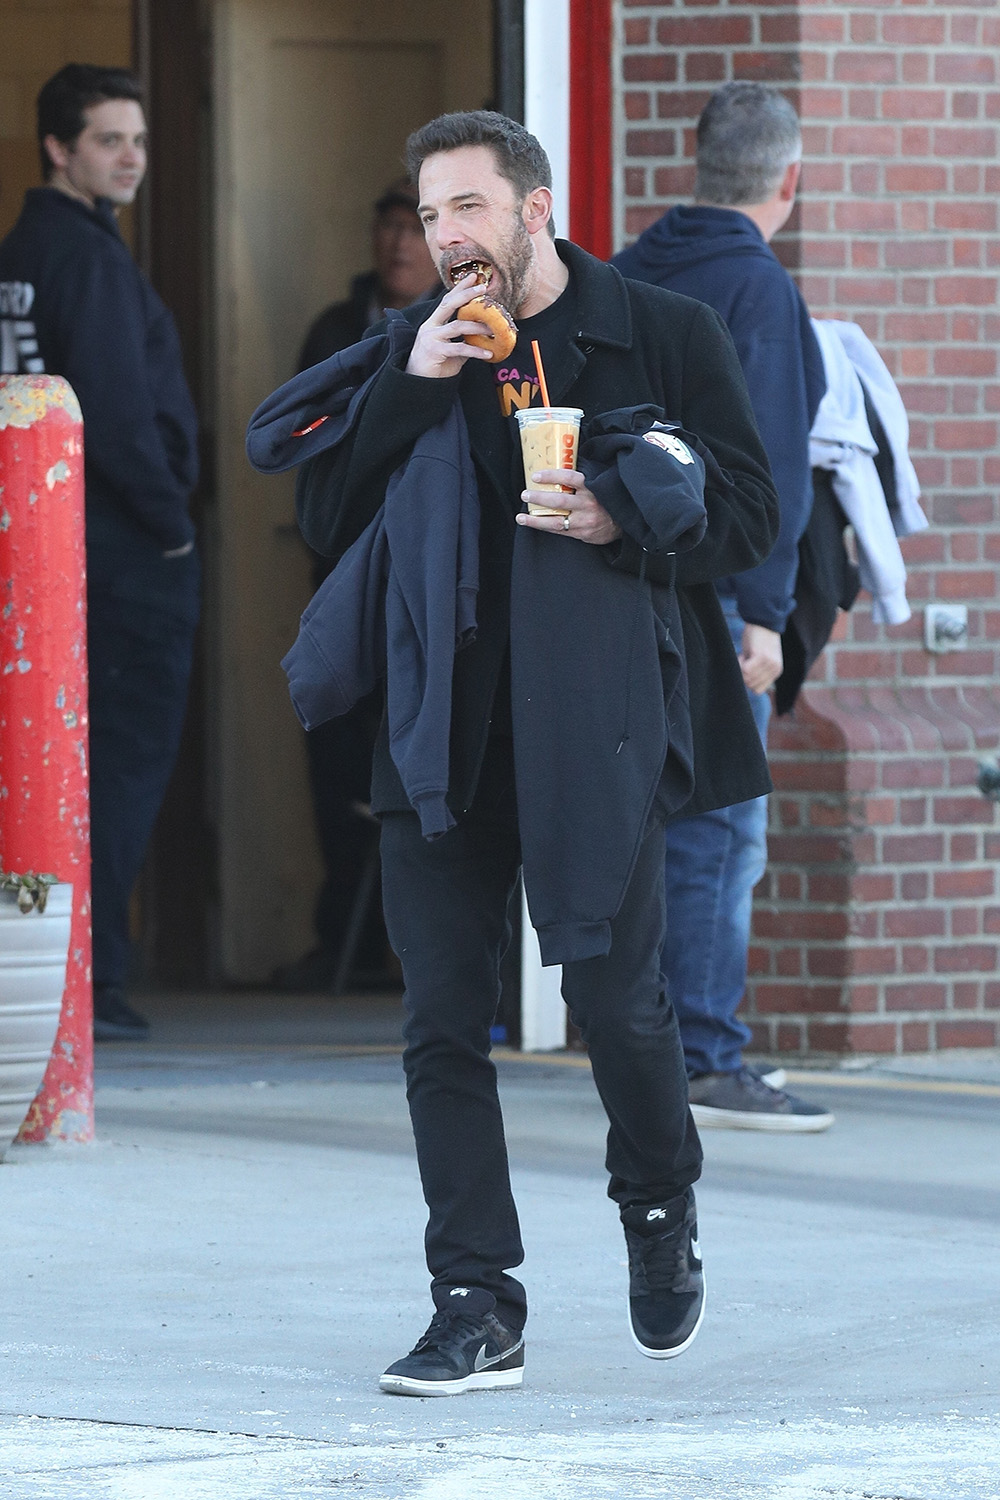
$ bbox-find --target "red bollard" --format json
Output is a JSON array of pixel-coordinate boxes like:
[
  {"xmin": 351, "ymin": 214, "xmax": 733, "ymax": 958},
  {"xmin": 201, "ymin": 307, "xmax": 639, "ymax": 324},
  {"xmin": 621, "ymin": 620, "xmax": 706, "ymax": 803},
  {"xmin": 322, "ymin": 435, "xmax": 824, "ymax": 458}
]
[{"xmin": 0, "ymin": 374, "xmax": 93, "ymax": 1143}]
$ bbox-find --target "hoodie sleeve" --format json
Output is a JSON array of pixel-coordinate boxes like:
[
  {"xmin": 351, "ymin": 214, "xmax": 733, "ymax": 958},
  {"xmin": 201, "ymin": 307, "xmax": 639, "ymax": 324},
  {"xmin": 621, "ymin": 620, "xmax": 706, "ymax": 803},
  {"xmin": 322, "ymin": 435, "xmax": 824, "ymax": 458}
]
[
  {"xmin": 48, "ymin": 240, "xmax": 196, "ymax": 550},
  {"xmin": 296, "ymin": 355, "xmax": 458, "ymax": 560},
  {"xmin": 671, "ymin": 302, "xmax": 780, "ymax": 588},
  {"xmin": 721, "ymin": 272, "xmax": 821, "ymax": 631}
]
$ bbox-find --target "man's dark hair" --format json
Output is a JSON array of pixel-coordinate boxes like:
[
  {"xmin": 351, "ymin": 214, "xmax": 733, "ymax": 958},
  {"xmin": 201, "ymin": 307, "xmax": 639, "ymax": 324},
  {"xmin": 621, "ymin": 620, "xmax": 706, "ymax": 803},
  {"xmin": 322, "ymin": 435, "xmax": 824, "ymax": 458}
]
[
  {"xmin": 37, "ymin": 64, "xmax": 144, "ymax": 180},
  {"xmin": 405, "ymin": 110, "xmax": 556, "ymax": 236},
  {"xmin": 694, "ymin": 81, "xmax": 801, "ymax": 207}
]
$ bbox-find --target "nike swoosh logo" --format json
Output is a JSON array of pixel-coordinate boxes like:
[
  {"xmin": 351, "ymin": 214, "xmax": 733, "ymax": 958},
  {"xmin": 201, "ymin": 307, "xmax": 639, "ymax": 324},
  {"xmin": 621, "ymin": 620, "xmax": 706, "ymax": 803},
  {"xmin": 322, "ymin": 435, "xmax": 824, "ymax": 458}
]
[{"xmin": 474, "ymin": 1342, "xmax": 501, "ymax": 1372}]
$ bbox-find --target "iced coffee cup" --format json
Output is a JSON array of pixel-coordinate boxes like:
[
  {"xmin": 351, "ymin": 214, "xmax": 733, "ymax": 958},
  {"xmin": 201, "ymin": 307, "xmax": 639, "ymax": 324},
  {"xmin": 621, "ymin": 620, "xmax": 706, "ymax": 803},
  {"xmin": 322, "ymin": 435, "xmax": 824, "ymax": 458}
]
[{"xmin": 515, "ymin": 407, "xmax": 584, "ymax": 516}]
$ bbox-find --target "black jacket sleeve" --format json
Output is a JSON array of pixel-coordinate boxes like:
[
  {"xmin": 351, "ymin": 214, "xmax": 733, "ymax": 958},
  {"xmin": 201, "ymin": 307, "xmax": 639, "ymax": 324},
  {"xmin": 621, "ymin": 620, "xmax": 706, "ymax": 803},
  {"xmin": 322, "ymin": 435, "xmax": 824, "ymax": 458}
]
[
  {"xmin": 607, "ymin": 302, "xmax": 779, "ymax": 589},
  {"xmin": 48, "ymin": 242, "xmax": 196, "ymax": 550}
]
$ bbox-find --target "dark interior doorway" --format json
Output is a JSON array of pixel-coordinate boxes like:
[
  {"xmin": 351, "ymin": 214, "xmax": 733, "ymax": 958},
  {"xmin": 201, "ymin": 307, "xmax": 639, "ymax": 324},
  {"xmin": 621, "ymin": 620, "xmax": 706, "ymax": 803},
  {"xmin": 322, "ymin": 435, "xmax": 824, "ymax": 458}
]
[
  {"xmin": 133, "ymin": 0, "xmax": 215, "ymax": 984},
  {"xmin": 134, "ymin": 0, "xmax": 524, "ymax": 990}
]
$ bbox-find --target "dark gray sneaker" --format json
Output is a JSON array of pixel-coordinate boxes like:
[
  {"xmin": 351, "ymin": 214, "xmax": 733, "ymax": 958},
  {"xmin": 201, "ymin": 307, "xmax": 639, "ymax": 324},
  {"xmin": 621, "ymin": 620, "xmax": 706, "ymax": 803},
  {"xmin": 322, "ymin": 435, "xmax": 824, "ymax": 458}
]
[
  {"xmin": 688, "ymin": 1065, "xmax": 834, "ymax": 1132},
  {"xmin": 379, "ymin": 1289, "xmax": 524, "ymax": 1397},
  {"xmin": 622, "ymin": 1187, "xmax": 706, "ymax": 1360}
]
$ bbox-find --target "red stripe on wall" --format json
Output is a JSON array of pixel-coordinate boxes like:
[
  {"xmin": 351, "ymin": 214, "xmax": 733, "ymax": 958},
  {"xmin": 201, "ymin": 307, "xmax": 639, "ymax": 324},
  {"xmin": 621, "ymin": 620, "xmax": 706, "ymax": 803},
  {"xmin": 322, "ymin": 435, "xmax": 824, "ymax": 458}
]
[{"xmin": 569, "ymin": 0, "xmax": 613, "ymax": 259}]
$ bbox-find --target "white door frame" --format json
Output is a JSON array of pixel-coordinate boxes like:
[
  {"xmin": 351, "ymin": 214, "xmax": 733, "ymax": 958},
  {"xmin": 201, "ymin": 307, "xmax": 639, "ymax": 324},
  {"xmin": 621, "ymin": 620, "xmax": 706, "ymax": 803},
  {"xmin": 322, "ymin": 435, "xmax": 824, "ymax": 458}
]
[{"xmin": 519, "ymin": 0, "xmax": 571, "ymax": 1051}]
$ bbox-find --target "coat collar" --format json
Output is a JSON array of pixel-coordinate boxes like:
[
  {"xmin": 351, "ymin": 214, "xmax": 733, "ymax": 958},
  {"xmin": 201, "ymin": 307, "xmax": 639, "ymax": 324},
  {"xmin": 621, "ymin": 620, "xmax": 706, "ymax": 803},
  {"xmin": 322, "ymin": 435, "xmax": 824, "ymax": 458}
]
[
  {"xmin": 537, "ymin": 241, "xmax": 634, "ymax": 405},
  {"xmin": 554, "ymin": 239, "xmax": 633, "ymax": 352},
  {"xmin": 26, "ymin": 186, "xmax": 123, "ymax": 242}
]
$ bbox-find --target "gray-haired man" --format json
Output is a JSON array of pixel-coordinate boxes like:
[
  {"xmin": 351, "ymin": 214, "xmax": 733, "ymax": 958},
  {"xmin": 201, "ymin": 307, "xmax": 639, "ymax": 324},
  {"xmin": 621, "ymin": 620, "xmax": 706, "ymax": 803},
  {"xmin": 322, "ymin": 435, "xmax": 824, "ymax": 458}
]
[{"xmin": 614, "ymin": 82, "xmax": 833, "ymax": 1130}]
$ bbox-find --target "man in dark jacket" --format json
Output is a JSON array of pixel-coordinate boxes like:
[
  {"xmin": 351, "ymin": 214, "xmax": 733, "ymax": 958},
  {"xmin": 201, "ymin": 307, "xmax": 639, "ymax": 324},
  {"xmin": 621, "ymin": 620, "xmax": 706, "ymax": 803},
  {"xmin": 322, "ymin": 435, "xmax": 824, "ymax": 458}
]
[
  {"xmin": 613, "ymin": 82, "xmax": 833, "ymax": 1131},
  {"xmin": 0, "ymin": 65, "xmax": 199, "ymax": 1040},
  {"xmin": 272, "ymin": 180, "xmax": 436, "ymax": 994},
  {"xmin": 295, "ymin": 110, "xmax": 778, "ymax": 1395}
]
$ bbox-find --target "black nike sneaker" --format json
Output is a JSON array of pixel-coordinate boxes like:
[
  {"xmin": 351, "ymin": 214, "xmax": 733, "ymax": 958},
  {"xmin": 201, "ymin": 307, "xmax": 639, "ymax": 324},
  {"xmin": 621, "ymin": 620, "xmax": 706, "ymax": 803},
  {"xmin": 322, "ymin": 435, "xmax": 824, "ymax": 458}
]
[
  {"xmin": 379, "ymin": 1288, "xmax": 524, "ymax": 1397},
  {"xmin": 622, "ymin": 1186, "xmax": 705, "ymax": 1359}
]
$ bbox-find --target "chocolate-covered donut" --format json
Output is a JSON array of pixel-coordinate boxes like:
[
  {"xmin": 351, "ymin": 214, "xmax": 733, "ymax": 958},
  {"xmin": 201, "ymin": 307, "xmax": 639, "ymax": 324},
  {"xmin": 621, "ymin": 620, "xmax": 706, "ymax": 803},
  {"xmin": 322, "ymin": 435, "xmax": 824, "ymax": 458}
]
[{"xmin": 464, "ymin": 293, "xmax": 517, "ymax": 362}]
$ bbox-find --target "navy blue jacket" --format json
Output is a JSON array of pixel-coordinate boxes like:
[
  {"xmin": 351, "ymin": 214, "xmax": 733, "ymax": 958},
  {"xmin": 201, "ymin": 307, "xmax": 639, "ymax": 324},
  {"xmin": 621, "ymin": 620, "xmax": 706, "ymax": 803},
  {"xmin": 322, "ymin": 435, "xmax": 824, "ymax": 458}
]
[
  {"xmin": 613, "ymin": 206, "xmax": 825, "ymax": 632},
  {"xmin": 0, "ymin": 187, "xmax": 198, "ymax": 554}
]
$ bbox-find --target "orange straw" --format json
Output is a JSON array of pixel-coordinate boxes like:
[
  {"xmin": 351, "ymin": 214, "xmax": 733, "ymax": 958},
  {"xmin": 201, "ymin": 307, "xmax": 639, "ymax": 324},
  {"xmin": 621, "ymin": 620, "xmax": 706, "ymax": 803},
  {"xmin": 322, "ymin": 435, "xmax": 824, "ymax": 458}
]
[{"xmin": 531, "ymin": 340, "xmax": 551, "ymax": 407}]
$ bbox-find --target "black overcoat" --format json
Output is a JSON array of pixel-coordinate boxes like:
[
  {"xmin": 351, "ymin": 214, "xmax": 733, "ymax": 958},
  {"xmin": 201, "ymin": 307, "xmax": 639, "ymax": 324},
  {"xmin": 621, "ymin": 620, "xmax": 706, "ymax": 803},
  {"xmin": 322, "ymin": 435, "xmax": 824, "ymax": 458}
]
[{"xmin": 296, "ymin": 240, "xmax": 779, "ymax": 821}]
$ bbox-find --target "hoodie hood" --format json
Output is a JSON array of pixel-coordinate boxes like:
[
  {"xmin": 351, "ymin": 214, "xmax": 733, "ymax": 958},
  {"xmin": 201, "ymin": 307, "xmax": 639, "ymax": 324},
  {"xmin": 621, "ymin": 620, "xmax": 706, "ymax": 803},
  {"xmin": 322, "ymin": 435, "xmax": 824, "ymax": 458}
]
[{"xmin": 622, "ymin": 204, "xmax": 777, "ymax": 278}]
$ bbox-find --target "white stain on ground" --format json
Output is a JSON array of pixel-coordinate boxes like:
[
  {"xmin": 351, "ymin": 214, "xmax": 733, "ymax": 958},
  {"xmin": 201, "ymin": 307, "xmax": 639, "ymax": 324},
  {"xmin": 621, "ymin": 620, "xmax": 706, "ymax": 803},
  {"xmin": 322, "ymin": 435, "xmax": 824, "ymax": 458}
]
[{"xmin": 1, "ymin": 1414, "xmax": 997, "ymax": 1500}]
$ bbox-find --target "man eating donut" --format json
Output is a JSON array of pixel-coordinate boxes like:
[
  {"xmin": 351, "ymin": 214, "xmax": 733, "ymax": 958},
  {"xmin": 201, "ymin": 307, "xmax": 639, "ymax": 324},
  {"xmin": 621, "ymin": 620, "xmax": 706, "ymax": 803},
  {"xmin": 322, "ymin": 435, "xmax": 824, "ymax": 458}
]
[{"xmin": 295, "ymin": 110, "xmax": 779, "ymax": 1396}]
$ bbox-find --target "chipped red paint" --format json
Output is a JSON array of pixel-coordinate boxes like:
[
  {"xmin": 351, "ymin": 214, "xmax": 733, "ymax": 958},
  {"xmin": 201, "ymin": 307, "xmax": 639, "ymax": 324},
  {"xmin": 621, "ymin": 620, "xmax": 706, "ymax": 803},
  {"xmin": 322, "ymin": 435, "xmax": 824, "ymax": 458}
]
[{"xmin": 0, "ymin": 375, "xmax": 93, "ymax": 1143}]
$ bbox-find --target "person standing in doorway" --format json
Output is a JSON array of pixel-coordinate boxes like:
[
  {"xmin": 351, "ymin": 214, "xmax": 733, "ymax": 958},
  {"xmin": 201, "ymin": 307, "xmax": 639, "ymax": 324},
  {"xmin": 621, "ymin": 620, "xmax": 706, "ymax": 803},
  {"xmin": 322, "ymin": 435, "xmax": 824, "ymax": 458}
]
[
  {"xmin": 613, "ymin": 82, "xmax": 833, "ymax": 1130},
  {"xmin": 0, "ymin": 65, "xmax": 200, "ymax": 1040}
]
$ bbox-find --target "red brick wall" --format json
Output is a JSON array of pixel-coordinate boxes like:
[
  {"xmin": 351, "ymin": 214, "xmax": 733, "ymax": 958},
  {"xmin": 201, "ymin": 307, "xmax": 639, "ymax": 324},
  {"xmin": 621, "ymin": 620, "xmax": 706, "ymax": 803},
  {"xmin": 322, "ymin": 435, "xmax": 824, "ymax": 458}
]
[{"xmin": 617, "ymin": 0, "xmax": 1000, "ymax": 1056}]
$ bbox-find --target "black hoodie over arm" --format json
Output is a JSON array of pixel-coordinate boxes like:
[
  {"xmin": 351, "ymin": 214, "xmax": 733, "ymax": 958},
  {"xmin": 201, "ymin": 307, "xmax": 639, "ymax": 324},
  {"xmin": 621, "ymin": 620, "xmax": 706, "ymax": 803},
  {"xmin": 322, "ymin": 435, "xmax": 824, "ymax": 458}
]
[{"xmin": 296, "ymin": 356, "xmax": 458, "ymax": 560}]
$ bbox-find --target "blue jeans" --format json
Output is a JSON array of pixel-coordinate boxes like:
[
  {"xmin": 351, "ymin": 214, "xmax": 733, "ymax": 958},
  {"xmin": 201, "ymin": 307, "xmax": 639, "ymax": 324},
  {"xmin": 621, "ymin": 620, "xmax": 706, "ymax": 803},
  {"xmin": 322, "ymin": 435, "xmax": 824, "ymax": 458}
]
[{"xmin": 662, "ymin": 598, "xmax": 771, "ymax": 1077}]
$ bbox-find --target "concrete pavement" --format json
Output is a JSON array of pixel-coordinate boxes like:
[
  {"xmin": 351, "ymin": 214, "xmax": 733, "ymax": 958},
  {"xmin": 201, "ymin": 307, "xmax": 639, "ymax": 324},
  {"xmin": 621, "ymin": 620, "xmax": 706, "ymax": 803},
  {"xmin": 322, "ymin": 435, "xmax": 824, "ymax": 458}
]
[{"xmin": 1, "ymin": 990, "xmax": 998, "ymax": 1499}]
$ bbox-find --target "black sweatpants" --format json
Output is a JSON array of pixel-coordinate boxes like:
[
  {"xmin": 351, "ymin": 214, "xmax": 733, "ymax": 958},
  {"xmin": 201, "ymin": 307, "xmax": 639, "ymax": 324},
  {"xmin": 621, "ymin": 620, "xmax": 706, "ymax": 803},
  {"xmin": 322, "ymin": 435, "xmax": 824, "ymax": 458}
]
[{"xmin": 380, "ymin": 736, "xmax": 702, "ymax": 1333}]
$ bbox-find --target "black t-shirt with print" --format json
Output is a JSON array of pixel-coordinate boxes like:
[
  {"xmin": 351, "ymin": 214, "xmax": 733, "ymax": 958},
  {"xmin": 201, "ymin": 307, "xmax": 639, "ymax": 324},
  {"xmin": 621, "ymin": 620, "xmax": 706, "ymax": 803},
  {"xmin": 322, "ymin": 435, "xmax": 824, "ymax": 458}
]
[
  {"xmin": 458, "ymin": 272, "xmax": 580, "ymax": 514},
  {"xmin": 497, "ymin": 278, "xmax": 580, "ymax": 501},
  {"xmin": 459, "ymin": 272, "xmax": 579, "ymax": 737},
  {"xmin": 494, "ymin": 275, "xmax": 578, "ymax": 433}
]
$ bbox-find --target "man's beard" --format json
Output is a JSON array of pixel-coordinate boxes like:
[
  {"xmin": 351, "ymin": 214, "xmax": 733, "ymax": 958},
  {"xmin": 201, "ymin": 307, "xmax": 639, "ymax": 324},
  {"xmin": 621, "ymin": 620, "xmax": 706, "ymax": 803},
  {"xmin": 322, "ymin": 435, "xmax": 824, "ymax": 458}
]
[
  {"xmin": 439, "ymin": 213, "xmax": 534, "ymax": 315},
  {"xmin": 491, "ymin": 216, "xmax": 533, "ymax": 314}
]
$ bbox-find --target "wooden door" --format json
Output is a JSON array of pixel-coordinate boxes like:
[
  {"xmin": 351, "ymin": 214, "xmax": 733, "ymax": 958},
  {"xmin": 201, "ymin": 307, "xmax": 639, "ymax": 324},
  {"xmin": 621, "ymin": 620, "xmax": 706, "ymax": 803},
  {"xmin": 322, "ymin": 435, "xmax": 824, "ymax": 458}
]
[{"xmin": 212, "ymin": 0, "xmax": 493, "ymax": 978}]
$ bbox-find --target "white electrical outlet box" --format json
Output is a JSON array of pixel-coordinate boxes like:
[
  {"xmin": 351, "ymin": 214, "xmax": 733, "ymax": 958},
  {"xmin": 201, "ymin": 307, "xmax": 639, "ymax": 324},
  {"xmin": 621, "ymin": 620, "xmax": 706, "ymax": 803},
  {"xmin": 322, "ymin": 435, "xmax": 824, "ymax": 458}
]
[{"xmin": 924, "ymin": 604, "xmax": 968, "ymax": 654}]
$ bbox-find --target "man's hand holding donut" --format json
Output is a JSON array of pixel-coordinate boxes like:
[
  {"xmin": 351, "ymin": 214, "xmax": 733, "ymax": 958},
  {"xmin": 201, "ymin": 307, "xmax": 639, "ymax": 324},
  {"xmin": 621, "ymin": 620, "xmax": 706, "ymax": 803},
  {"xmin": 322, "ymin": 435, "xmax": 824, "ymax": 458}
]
[
  {"xmin": 516, "ymin": 470, "xmax": 622, "ymax": 547},
  {"xmin": 405, "ymin": 273, "xmax": 497, "ymax": 378}
]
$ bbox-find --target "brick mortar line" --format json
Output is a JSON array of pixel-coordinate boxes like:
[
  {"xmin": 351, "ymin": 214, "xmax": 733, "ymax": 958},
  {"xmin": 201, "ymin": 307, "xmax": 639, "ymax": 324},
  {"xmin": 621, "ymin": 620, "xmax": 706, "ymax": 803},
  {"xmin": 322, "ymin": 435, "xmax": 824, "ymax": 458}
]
[
  {"xmin": 619, "ymin": 7, "xmax": 989, "ymax": 19},
  {"xmin": 621, "ymin": 53, "xmax": 994, "ymax": 61}
]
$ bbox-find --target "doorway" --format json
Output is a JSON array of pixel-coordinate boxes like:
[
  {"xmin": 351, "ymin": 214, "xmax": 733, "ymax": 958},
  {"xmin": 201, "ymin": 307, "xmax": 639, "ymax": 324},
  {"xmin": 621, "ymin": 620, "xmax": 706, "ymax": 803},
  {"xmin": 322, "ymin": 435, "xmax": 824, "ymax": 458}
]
[{"xmin": 210, "ymin": 0, "xmax": 495, "ymax": 980}]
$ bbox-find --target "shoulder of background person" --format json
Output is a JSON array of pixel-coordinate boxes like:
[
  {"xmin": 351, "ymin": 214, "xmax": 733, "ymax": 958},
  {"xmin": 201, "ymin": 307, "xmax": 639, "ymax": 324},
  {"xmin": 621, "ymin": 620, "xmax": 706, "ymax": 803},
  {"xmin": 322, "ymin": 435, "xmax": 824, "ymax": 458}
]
[
  {"xmin": 364, "ymin": 288, "xmax": 444, "ymax": 342},
  {"xmin": 1, "ymin": 187, "xmax": 124, "ymax": 273},
  {"xmin": 723, "ymin": 248, "xmax": 809, "ymax": 336},
  {"xmin": 298, "ymin": 272, "xmax": 384, "ymax": 370}
]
